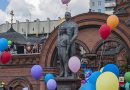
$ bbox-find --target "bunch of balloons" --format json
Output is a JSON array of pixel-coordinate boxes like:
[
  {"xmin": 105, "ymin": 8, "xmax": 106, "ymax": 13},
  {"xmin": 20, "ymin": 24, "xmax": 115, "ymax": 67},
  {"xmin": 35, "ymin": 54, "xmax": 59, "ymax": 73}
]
[
  {"xmin": 31, "ymin": 66, "xmax": 57, "ymax": 90},
  {"xmin": 44, "ymin": 73, "xmax": 57, "ymax": 90},
  {"xmin": 99, "ymin": 15, "xmax": 119, "ymax": 40},
  {"xmin": 80, "ymin": 64, "xmax": 119, "ymax": 90},
  {"xmin": 124, "ymin": 72, "xmax": 130, "ymax": 90},
  {"xmin": 0, "ymin": 38, "xmax": 12, "ymax": 64}
]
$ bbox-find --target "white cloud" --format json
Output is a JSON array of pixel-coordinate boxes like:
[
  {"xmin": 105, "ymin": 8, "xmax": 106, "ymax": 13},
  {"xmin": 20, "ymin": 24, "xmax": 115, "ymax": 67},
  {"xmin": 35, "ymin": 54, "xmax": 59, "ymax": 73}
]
[
  {"xmin": 0, "ymin": 10, "xmax": 7, "ymax": 24},
  {"xmin": 0, "ymin": 0, "xmax": 90, "ymax": 24}
]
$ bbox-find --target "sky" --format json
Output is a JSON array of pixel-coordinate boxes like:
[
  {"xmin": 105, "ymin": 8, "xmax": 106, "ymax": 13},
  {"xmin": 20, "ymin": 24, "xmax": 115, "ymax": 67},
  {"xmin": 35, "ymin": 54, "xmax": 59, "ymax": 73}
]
[{"xmin": 0, "ymin": 0, "xmax": 90, "ymax": 24}]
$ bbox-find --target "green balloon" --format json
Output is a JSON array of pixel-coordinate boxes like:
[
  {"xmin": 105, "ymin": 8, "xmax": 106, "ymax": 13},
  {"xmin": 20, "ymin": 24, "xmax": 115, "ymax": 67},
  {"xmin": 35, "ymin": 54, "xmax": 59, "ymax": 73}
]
[
  {"xmin": 125, "ymin": 72, "xmax": 130, "ymax": 83},
  {"xmin": 8, "ymin": 40, "xmax": 12, "ymax": 45}
]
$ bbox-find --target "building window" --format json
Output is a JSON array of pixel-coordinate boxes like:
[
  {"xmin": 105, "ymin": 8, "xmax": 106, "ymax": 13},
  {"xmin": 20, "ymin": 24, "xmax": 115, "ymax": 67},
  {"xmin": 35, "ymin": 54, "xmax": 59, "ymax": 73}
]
[
  {"xmin": 98, "ymin": 9, "xmax": 101, "ymax": 12},
  {"xmin": 92, "ymin": 2, "xmax": 95, "ymax": 6},
  {"xmin": 98, "ymin": 1, "xmax": 102, "ymax": 6}
]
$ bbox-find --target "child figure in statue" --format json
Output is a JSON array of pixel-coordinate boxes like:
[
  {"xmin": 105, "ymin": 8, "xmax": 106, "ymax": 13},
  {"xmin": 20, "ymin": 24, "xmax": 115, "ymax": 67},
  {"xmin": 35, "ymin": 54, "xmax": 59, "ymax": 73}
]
[{"xmin": 57, "ymin": 26, "xmax": 70, "ymax": 77}]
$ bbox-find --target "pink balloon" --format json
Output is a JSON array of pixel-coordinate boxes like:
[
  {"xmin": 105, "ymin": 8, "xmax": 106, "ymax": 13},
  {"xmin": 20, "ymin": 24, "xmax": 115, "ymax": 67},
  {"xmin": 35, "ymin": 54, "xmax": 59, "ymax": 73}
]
[
  {"xmin": 68, "ymin": 56, "xmax": 81, "ymax": 73},
  {"xmin": 99, "ymin": 24, "xmax": 111, "ymax": 40},
  {"xmin": 61, "ymin": 0, "xmax": 71, "ymax": 4}
]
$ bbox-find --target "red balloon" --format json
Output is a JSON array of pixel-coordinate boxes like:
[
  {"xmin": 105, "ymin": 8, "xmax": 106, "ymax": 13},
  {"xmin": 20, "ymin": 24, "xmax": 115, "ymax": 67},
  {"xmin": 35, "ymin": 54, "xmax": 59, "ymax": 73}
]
[
  {"xmin": 61, "ymin": 0, "xmax": 71, "ymax": 4},
  {"xmin": 99, "ymin": 24, "xmax": 111, "ymax": 40},
  {"xmin": 1, "ymin": 52, "xmax": 12, "ymax": 64}
]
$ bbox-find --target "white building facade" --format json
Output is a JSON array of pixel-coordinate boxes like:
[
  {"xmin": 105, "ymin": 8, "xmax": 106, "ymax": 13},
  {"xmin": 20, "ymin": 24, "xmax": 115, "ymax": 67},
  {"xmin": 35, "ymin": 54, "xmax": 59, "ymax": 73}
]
[
  {"xmin": 0, "ymin": 18, "xmax": 60, "ymax": 37},
  {"xmin": 90, "ymin": 0, "xmax": 105, "ymax": 13},
  {"xmin": 90, "ymin": 0, "xmax": 116, "ymax": 14}
]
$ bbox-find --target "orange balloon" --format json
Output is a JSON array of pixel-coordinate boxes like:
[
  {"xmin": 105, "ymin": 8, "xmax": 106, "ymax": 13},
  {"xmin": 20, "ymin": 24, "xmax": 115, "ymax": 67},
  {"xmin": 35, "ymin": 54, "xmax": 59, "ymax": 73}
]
[{"xmin": 107, "ymin": 15, "xmax": 119, "ymax": 30}]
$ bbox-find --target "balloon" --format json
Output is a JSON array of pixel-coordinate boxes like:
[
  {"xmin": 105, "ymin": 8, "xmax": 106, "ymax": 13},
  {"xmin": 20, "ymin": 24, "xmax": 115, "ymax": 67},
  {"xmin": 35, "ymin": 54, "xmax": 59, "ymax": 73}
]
[
  {"xmin": 45, "ymin": 73, "xmax": 55, "ymax": 83},
  {"xmin": 84, "ymin": 69, "xmax": 92, "ymax": 81},
  {"xmin": 8, "ymin": 40, "xmax": 12, "ymax": 45},
  {"xmin": 99, "ymin": 24, "xmax": 111, "ymax": 40},
  {"xmin": 124, "ymin": 72, "xmax": 130, "ymax": 83},
  {"xmin": 61, "ymin": 0, "xmax": 71, "ymax": 4},
  {"xmin": 0, "ymin": 38, "xmax": 8, "ymax": 51},
  {"xmin": 47, "ymin": 79, "xmax": 57, "ymax": 90},
  {"xmin": 80, "ymin": 82, "xmax": 96, "ymax": 90},
  {"xmin": 88, "ymin": 71, "xmax": 101, "ymax": 87},
  {"xmin": 68, "ymin": 56, "xmax": 81, "ymax": 73},
  {"xmin": 1, "ymin": 51, "xmax": 12, "ymax": 64},
  {"xmin": 81, "ymin": 80, "xmax": 86, "ymax": 85},
  {"xmin": 107, "ymin": 15, "xmax": 119, "ymax": 29},
  {"xmin": 125, "ymin": 82, "xmax": 130, "ymax": 90},
  {"xmin": 100, "ymin": 67, "xmax": 104, "ymax": 72},
  {"xmin": 31, "ymin": 65, "xmax": 43, "ymax": 80},
  {"xmin": 103, "ymin": 64, "xmax": 119, "ymax": 78},
  {"xmin": 96, "ymin": 72, "xmax": 119, "ymax": 90}
]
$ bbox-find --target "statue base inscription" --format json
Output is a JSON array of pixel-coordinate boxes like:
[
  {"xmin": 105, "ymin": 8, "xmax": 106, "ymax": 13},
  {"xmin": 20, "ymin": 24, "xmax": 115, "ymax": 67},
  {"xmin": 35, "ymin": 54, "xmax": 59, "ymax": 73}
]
[{"xmin": 55, "ymin": 77, "xmax": 81, "ymax": 90}]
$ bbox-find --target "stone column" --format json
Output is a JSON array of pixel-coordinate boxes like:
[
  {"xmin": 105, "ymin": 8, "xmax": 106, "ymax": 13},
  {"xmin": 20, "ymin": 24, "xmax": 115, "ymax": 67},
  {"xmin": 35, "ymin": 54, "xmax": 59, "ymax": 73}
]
[
  {"xmin": 36, "ymin": 19, "xmax": 40, "ymax": 37},
  {"xmin": 16, "ymin": 20, "xmax": 19, "ymax": 32},
  {"xmin": 26, "ymin": 19, "xmax": 29, "ymax": 38},
  {"xmin": 47, "ymin": 18, "xmax": 51, "ymax": 38}
]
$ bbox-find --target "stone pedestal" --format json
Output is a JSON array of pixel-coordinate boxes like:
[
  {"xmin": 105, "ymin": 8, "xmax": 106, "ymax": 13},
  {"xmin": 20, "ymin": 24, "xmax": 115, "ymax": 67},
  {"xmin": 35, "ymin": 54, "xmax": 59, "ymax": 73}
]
[{"xmin": 56, "ymin": 77, "xmax": 81, "ymax": 90}]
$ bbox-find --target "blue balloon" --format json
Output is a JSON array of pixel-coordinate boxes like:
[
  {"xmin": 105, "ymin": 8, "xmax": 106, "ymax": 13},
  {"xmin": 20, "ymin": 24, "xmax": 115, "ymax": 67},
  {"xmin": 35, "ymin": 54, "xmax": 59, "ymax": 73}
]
[
  {"xmin": 80, "ymin": 82, "xmax": 96, "ymax": 90},
  {"xmin": 45, "ymin": 73, "xmax": 55, "ymax": 83},
  {"xmin": 31, "ymin": 65, "xmax": 43, "ymax": 80},
  {"xmin": 0, "ymin": 38, "xmax": 8, "ymax": 51},
  {"xmin": 125, "ymin": 82, "xmax": 130, "ymax": 90},
  {"xmin": 103, "ymin": 64, "xmax": 119, "ymax": 78},
  {"xmin": 88, "ymin": 71, "xmax": 101, "ymax": 87}
]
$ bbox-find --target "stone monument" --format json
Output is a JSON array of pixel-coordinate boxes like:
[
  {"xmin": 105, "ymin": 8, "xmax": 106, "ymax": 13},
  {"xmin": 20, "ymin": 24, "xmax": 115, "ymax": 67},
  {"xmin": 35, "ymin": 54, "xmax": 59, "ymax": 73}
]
[{"xmin": 56, "ymin": 12, "xmax": 80, "ymax": 90}]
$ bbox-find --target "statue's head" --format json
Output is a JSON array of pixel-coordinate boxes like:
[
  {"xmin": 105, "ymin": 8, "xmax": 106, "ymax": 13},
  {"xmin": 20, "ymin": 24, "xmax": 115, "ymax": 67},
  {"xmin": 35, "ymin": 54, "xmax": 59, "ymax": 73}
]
[{"xmin": 65, "ymin": 12, "xmax": 71, "ymax": 21}]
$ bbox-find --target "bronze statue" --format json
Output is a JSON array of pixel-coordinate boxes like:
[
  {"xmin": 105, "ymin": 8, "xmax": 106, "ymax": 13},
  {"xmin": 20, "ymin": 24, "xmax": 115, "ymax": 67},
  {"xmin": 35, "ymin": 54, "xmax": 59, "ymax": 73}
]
[
  {"xmin": 57, "ymin": 27, "xmax": 70, "ymax": 77},
  {"xmin": 57, "ymin": 12, "xmax": 78, "ymax": 77}
]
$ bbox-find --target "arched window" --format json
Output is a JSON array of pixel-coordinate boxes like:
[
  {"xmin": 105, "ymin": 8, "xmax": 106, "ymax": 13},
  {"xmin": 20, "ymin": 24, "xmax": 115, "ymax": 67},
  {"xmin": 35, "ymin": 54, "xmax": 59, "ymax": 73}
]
[
  {"xmin": 96, "ymin": 40, "xmax": 129, "ymax": 74},
  {"xmin": 7, "ymin": 77, "xmax": 33, "ymax": 90}
]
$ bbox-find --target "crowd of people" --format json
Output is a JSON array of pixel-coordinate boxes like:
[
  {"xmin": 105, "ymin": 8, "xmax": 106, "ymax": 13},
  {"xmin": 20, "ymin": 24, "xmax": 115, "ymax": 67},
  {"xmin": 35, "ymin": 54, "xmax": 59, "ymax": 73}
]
[{"xmin": 5, "ymin": 42, "xmax": 42, "ymax": 54}]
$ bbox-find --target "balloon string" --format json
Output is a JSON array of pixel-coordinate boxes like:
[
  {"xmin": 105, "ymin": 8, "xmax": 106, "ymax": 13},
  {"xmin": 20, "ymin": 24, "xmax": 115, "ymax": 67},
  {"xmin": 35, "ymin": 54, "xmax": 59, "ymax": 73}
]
[
  {"xmin": 66, "ymin": 4, "xmax": 68, "ymax": 12},
  {"xmin": 37, "ymin": 80, "xmax": 39, "ymax": 90},
  {"xmin": 99, "ymin": 40, "xmax": 105, "ymax": 70}
]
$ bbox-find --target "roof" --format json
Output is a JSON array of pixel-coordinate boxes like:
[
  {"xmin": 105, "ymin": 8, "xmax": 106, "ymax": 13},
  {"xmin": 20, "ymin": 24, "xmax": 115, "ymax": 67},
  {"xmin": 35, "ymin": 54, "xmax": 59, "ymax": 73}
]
[
  {"xmin": 26, "ymin": 36, "xmax": 46, "ymax": 45},
  {"xmin": 0, "ymin": 26, "xmax": 27, "ymax": 44}
]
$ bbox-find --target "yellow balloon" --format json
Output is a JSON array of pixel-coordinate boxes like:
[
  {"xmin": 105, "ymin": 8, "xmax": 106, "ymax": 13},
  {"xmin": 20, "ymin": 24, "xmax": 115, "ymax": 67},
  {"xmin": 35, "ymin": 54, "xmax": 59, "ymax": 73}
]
[
  {"xmin": 100, "ymin": 67, "xmax": 104, "ymax": 72},
  {"xmin": 96, "ymin": 72, "xmax": 119, "ymax": 90},
  {"xmin": 107, "ymin": 15, "xmax": 119, "ymax": 30}
]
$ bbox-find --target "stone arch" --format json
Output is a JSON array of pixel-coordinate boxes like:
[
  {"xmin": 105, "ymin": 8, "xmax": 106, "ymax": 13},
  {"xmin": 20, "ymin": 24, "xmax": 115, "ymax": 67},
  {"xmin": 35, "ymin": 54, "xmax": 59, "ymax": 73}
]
[
  {"xmin": 7, "ymin": 77, "xmax": 33, "ymax": 90},
  {"xmin": 40, "ymin": 13, "xmax": 130, "ymax": 67},
  {"xmin": 92, "ymin": 38, "xmax": 130, "ymax": 65}
]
